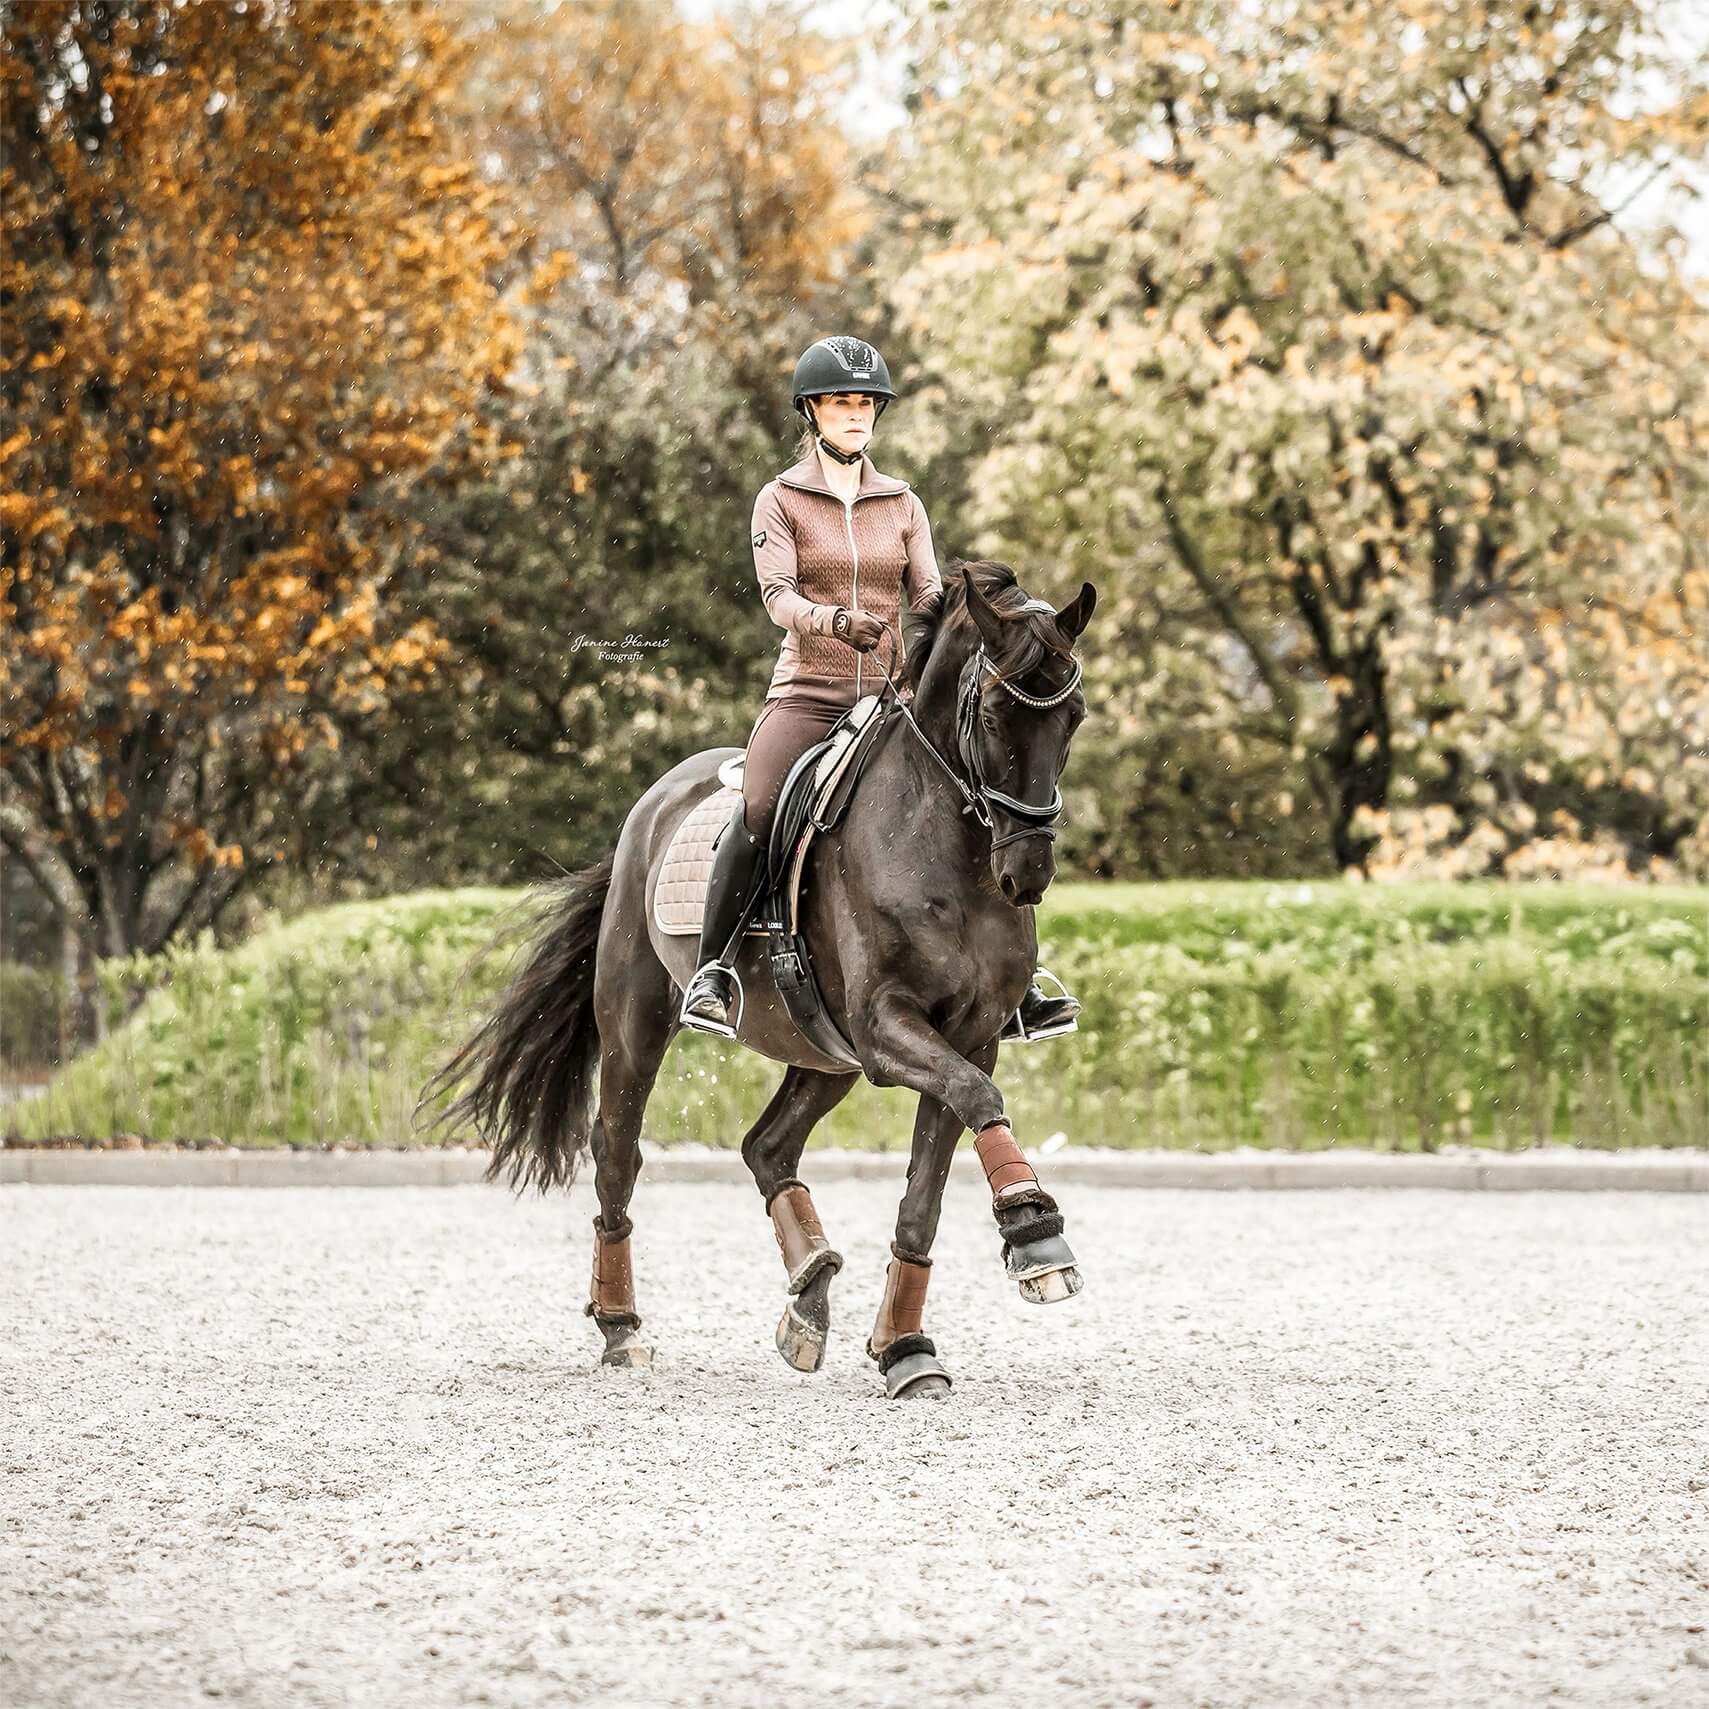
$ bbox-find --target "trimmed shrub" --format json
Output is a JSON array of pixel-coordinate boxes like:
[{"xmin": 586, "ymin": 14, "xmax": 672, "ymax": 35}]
[{"xmin": 8, "ymin": 880, "xmax": 1705, "ymax": 1151}]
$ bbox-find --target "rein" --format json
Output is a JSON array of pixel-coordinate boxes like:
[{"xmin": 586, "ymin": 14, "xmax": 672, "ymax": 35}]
[{"xmin": 867, "ymin": 620, "xmax": 1082, "ymax": 850}]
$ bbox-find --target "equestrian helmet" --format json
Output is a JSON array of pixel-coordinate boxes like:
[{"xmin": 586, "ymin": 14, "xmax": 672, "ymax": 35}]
[{"xmin": 791, "ymin": 336, "xmax": 897, "ymax": 420}]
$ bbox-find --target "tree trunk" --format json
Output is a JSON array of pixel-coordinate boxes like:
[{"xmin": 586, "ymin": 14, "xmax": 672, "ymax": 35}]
[
  {"xmin": 1323, "ymin": 640, "xmax": 1394, "ymax": 873},
  {"xmin": 58, "ymin": 915, "xmax": 102, "ymax": 1056}
]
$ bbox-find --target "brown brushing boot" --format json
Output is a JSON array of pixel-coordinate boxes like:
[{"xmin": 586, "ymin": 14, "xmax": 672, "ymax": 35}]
[
  {"xmin": 866, "ymin": 1249, "xmax": 951, "ymax": 1400},
  {"xmin": 768, "ymin": 1181, "xmax": 843, "ymax": 1373}
]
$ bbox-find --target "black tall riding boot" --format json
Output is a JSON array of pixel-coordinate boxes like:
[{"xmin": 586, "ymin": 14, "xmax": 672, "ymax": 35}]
[{"xmin": 679, "ymin": 804, "xmax": 768, "ymax": 1038}]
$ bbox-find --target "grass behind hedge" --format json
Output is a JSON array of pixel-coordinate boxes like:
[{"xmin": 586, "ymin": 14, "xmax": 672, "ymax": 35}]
[{"xmin": 6, "ymin": 880, "xmax": 1705, "ymax": 1152}]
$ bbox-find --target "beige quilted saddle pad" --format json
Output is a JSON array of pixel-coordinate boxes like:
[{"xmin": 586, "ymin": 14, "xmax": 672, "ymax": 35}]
[
  {"xmin": 653, "ymin": 698, "xmax": 882, "ymax": 938},
  {"xmin": 653, "ymin": 763, "xmax": 769, "ymax": 938}
]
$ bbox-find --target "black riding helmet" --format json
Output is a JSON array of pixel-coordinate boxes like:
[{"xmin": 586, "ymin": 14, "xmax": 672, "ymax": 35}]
[{"xmin": 792, "ymin": 336, "xmax": 897, "ymax": 465}]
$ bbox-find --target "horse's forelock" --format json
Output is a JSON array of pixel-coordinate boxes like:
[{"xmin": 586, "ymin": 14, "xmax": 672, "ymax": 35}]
[
  {"xmin": 925, "ymin": 560, "xmax": 1072, "ymax": 690},
  {"xmin": 964, "ymin": 566, "xmax": 1073, "ymax": 668}
]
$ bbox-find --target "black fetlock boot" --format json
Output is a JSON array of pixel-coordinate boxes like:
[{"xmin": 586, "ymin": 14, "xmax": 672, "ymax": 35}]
[{"xmin": 679, "ymin": 804, "xmax": 768, "ymax": 1038}]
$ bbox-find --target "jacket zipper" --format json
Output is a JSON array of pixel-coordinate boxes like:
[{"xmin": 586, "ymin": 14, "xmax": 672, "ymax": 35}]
[{"xmin": 842, "ymin": 494, "xmax": 862, "ymax": 698}]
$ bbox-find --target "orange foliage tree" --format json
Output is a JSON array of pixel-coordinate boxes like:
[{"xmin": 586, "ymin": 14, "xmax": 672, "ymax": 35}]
[{"xmin": 1, "ymin": 0, "xmax": 519, "ymax": 1005}]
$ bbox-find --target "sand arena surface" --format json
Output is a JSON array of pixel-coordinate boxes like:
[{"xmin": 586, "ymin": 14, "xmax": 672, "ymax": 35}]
[{"xmin": 3, "ymin": 1179, "xmax": 1706, "ymax": 1707}]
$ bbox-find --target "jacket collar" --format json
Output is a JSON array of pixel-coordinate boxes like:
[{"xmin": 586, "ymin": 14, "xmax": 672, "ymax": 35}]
[{"xmin": 776, "ymin": 449, "xmax": 911, "ymax": 501}]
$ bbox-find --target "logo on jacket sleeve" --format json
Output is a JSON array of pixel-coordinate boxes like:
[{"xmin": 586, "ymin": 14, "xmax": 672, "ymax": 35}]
[{"xmin": 752, "ymin": 530, "xmax": 767, "ymax": 549}]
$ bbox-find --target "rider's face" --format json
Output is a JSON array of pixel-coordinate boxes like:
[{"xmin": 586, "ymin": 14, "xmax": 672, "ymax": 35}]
[{"xmin": 812, "ymin": 392, "xmax": 877, "ymax": 456}]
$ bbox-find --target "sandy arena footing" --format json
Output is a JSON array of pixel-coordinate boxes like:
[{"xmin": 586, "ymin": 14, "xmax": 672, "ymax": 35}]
[{"xmin": 3, "ymin": 1179, "xmax": 1706, "ymax": 1707}]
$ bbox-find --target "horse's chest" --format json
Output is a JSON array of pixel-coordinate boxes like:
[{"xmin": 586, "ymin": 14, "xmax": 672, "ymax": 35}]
[{"xmin": 906, "ymin": 891, "xmax": 1033, "ymax": 989}]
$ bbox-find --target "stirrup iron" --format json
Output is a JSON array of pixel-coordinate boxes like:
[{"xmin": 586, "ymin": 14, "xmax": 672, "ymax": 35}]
[
  {"xmin": 679, "ymin": 961, "xmax": 746, "ymax": 1039},
  {"xmin": 1003, "ymin": 966, "xmax": 1080, "ymax": 1043}
]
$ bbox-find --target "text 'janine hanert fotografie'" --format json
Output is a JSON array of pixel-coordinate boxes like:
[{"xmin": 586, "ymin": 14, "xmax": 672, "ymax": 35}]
[{"xmin": 571, "ymin": 632, "xmax": 670, "ymax": 665}]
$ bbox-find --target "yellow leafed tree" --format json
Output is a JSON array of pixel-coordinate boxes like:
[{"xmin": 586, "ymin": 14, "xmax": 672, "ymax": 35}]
[{"xmin": 881, "ymin": 0, "xmax": 1709, "ymax": 880}]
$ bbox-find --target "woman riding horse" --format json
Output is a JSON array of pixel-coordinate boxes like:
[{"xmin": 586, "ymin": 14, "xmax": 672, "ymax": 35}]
[
  {"xmin": 424, "ymin": 332, "xmax": 1098, "ymax": 1398},
  {"xmin": 677, "ymin": 335, "xmax": 1082, "ymax": 1044}
]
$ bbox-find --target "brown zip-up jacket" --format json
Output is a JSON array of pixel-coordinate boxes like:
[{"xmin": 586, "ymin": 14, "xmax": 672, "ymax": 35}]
[{"xmin": 751, "ymin": 449, "xmax": 943, "ymax": 700}]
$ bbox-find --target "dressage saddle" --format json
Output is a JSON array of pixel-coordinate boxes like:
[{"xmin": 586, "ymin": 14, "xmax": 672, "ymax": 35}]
[{"xmin": 656, "ymin": 694, "xmax": 898, "ymax": 1068}]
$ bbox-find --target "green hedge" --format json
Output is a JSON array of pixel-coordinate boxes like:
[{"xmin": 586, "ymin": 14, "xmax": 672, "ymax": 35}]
[
  {"xmin": 8, "ymin": 880, "xmax": 1705, "ymax": 1151},
  {"xmin": 1, "ymin": 960, "xmax": 64, "ymax": 1071}
]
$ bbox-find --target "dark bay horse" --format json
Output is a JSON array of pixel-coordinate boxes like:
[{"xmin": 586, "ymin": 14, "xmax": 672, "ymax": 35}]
[{"xmin": 423, "ymin": 560, "xmax": 1098, "ymax": 1398}]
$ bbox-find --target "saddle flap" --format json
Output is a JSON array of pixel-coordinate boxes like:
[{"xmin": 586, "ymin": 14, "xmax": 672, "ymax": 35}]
[
  {"xmin": 652, "ymin": 697, "xmax": 895, "ymax": 972},
  {"xmin": 811, "ymin": 694, "xmax": 881, "ymax": 795},
  {"xmin": 767, "ymin": 694, "xmax": 892, "ymax": 881},
  {"xmin": 811, "ymin": 695, "xmax": 887, "ymax": 832}
]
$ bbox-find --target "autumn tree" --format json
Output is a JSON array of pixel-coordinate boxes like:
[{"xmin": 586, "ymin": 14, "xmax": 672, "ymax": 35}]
[
  {"xmin": 297, "ymin": 0, "xmax": 875, "ymax": 886},
  {"xmin": 1, "ymin": 0, "xmax": 518, "ymax": 1027},
  {"xmin": 880, "ymin": 0, "xmax": 1709, "ymax": 879}
]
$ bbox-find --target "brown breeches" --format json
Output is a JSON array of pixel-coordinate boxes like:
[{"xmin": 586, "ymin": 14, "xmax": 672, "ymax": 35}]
[{"xmin": 739, "ymin": 685, "xmax": 860, "ymax": 838}]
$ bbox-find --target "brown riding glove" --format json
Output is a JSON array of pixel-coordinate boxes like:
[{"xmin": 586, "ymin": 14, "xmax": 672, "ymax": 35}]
[{"xmin": 831, "ymin": 608, "xmax": 887, "ymax": 652}]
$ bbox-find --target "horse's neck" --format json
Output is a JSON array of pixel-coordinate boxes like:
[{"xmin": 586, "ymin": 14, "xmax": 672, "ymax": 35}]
[{"xmin": 879, "ymin": 668, "xmax": 986, "ymax": 868}]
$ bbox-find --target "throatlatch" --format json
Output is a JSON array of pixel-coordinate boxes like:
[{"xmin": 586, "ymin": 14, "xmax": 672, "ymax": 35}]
[{"xmin": 973, "ymin": 1120, "xmax": 1084, "ymax": 1305}]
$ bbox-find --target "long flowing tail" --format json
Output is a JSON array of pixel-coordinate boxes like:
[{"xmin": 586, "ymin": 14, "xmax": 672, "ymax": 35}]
[{"xmin": 419, "ymin": 852, "xmax": 615, "ymax": 1194}]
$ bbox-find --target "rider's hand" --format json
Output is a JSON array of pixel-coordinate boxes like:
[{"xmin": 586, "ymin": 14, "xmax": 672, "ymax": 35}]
[{"xmin": 831, "ymin": 608, "xmax": 887, "ymax": 653}]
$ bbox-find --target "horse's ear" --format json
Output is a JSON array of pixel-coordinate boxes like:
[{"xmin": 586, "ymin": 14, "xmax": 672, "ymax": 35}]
[{"xmin": 1054, "ymin": 582, "xmax": 1097, "ymax": 644}]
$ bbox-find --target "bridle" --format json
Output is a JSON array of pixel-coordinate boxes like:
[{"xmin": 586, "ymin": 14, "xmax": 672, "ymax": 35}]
[{"xmin": 871, "ymin": 613, "xmax": 1082, "ymax": 851}]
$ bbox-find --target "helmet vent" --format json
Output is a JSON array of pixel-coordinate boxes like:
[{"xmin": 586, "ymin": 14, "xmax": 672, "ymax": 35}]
[{"xmin": 819, "ymin": 335, "xmax": 879, "ymax": 379}]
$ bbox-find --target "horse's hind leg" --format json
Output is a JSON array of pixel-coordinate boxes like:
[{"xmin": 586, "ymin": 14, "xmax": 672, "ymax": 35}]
[
  {"xmin": 585, "ymin": 936, "xmax": 677, "ymax": 1369},
  {"xmin": 742, "ymin": 1066, "xmax": 861, "ymax": 1373}
]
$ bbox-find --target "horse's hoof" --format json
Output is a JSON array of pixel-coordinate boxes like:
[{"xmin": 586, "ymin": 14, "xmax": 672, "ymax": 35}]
[
  {"xmin": 883, "ymin": 1348, "xmax": 953, "ymax": 1400},
  {"xmin": 1003, "ymin": 1227, "xmax": 1082, "ymax": 1305},
  {"xmin": 897, "ymin": 1372, "xmax": 951, "ymax": 1400},
  {"xmin": 600, "ymin": 1332, "xmax": 654, "ymax": 1368},
  {"xmin": 775, "ymin": 1301, "xmax": 827, "ymax": 1373},
  {"xmin": 1018, "ymin": 1264, "xmax": 1083, "ymax": 1305}
]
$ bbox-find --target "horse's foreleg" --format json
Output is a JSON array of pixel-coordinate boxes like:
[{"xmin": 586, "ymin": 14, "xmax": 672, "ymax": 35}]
[
  {"xmin": 971, "ymin": 1117, "xmax": 1083, "ymax": 1303},
  {"xmin": 865, "ymin": 1080, "xmax": 977, "ymax": 1400},
  {"xmin": 742, "ymin": 1066, "xmax": 860, "ymax": 1373},
  {"xmin": 860, "ymin": 1000, "xmax": 1082, "ymax": 1310}
]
